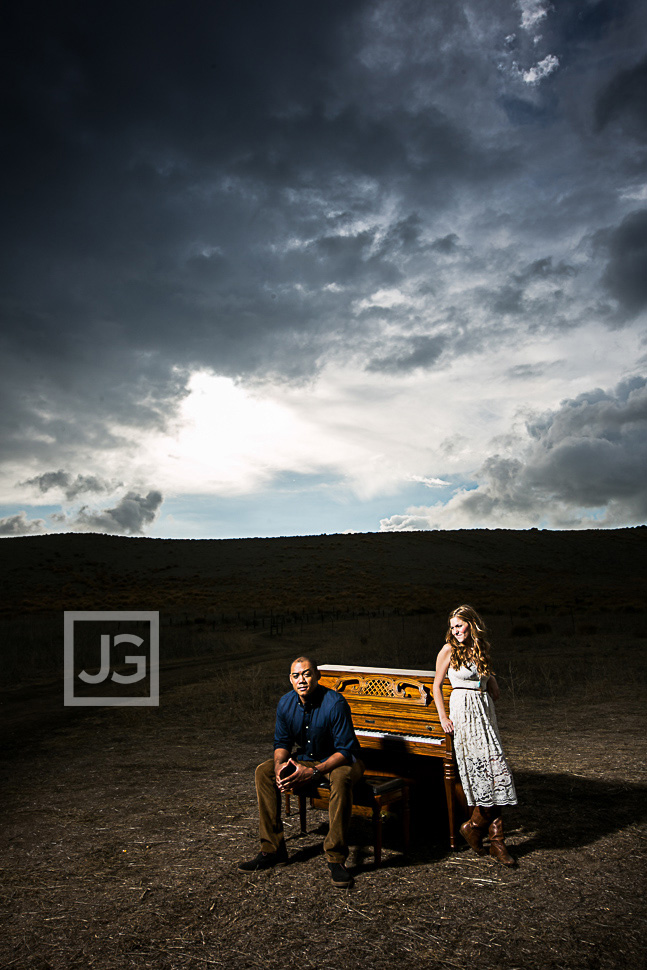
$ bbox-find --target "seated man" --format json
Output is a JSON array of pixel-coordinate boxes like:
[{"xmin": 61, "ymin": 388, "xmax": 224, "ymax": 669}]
[{"xmin": 238, "ymin": 656, "xmax": 364, "ymax": 887}]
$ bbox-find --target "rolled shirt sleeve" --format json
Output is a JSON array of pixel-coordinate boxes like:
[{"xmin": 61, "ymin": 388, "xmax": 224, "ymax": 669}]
[
  {"xmin": 273, "ymin": 694, "xmax": 295, "ymax": 753},
  {"xmin": 325, "ymin": 692, "xmax": 360, "ymax": 762}
]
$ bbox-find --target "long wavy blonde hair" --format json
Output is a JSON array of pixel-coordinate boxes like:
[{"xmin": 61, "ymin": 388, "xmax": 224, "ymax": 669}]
[{"xmin": 445, "ymin": 604, "xmax": 493, "ymax": 675}]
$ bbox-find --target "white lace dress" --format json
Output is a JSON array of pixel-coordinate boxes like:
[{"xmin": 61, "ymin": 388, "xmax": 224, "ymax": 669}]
[{"xmin": 448, "ymin": 663, "xmax": 517, "ymax": 808}]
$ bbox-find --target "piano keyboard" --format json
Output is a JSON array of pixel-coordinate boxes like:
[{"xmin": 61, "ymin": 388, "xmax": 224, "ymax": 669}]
[{"xmin": 356, "ymin": 729, "xmax": 443, "ymax": 746}]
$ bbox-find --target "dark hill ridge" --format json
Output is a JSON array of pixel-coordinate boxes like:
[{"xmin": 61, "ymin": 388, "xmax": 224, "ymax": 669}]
[{"xmin": 1, "ymin": 528, "xmax": 645, "ymax": 616}]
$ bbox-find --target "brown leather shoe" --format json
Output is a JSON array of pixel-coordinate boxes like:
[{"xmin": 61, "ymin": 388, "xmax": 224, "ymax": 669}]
[
  {"xmin": 488, "ymin": 817, "xmax": 515, "ymax": 866},
  {"xmin": 460, "ymin": 806, "xmax": 492, "ymax": 856}
]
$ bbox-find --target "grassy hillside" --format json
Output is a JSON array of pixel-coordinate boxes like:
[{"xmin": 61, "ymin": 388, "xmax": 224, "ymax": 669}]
[
  {"xmin": 1, "ymin": 527, "xmax": 645, "ymax": 617},
  {"xmin": 1, "ymin": 528, "xmax": 644, "ymax": 688}
]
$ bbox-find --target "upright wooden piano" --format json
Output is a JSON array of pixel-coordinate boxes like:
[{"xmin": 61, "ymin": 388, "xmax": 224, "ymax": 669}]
[{"xmin": 318, "ymin": 663, "xmax": 464, "ymax": 848}]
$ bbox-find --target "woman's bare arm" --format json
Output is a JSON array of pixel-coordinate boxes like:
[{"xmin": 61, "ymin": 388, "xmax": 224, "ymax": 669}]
[
  {"xmin": 486, "ymin": 674, "xmax": 500, "ymax": 702},
  {"xmin": 432, "ymin": 644, "xmax": 454, "ymax": 734}
]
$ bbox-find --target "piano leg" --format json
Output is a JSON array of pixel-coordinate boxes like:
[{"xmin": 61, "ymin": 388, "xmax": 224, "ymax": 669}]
[
  {"xmin": 402, "ymin": 784, "xmax": 410, "ymax": 856},
  {"xmin": 372, "ymin": 806, "xmax": 382, "ymax": 867},
  {"xmin": 299, "ymin": 794, "xmax": 308, "ymax": 835},
  {"xmin": 284, "ymin": 791, "xmax": 311, "ymax": 836},
  {"xmin": 443, "ymin": 757, "xmax": 457, "ymax": 849}
]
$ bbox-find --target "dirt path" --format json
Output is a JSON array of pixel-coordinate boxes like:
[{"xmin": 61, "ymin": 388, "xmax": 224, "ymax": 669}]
[{"xmin": 0, "ymin": 639, "xmax": 295, "ymax": 755}]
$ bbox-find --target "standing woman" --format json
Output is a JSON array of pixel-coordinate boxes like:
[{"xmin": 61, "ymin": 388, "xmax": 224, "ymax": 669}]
[{"xmin": 433, "ymin": 605, "xmax": 517, "ymax": 865}]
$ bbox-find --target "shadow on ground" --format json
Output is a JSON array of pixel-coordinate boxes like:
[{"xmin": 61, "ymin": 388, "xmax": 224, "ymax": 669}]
[
  {"xmin": 510, "ymin": 770, "xmax": 647, "ymax": 856},
  {"xmin": 318, "ymin": 769, "xmax": 647, "ymax": 869}
]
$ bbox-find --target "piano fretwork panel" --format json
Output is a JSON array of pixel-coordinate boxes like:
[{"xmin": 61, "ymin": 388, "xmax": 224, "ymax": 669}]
[
  {"xmin": 318, "ymin": 664, "xmax": 452, "ymax": 744},
  {"xmin": 318, "ymin": 663, "xmax": 461, "ymax": 848}
]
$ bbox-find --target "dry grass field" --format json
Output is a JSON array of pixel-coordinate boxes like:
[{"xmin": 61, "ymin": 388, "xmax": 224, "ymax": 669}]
[{"xmin": 1, "ymin": 530, "xmax": 646, "ymax": 970}]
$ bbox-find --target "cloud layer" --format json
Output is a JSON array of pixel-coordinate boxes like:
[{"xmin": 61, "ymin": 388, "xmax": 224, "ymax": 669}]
[
  {"xmin": 2, "ymin": 0, "xmax": 646, "ymax": 535},
  {"xmin": 381, "ymin": 376, "xmax": 647, "ymax": 530}
]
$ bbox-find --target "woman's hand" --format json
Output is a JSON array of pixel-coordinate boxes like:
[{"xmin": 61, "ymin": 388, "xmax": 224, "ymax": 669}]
[{"xmin": 440, "ymin": 715, "xmax": 454, "ymax": 734}]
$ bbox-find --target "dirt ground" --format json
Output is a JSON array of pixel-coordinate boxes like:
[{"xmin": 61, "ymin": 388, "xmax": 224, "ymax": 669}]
[{"xmin": 1, "ymin": 623, "xmax": 646, "ymax": 970}]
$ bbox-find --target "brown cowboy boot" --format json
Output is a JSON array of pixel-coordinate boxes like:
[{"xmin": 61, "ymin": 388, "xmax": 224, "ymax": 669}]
[
  {"xmin": 459, "ymin": 806, "xmax": 492, "ymax": 856},
  {"xmin": 488, "ymin": 816, "xmax": 515, "ymax": 866}
]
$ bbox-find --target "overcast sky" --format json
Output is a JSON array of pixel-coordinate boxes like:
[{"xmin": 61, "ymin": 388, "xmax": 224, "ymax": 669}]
[{"xmin": 2, "ymin": 0, "xmax": 646, "ymax": 538}]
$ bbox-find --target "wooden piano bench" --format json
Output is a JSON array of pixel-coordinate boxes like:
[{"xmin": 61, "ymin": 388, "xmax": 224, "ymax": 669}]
[{"xmin": 285, "ymin": 774, "xmax": 410, "ymax": 867}]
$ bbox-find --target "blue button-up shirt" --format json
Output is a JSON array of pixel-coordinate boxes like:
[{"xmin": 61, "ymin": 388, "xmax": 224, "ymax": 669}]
[{"xmin": 274, "ymin": 685, "xmax": 361, "ymax": 763}]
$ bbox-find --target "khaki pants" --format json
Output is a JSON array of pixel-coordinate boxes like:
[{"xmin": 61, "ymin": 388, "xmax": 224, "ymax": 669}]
[{"xmin": 254, "ymin": 758, "xmax": 364, "ymax": 863}]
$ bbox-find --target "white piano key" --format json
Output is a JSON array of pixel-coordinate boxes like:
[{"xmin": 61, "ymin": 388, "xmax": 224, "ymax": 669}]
[{"xmin": 356, "ymin": 729, "xmax": 443, "ymax": 746}]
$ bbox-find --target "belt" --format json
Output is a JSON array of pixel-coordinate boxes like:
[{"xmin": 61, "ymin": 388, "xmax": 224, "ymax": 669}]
[{"xmin": 452, "ymin": 684, "xmax": 486, "ymax": 692}]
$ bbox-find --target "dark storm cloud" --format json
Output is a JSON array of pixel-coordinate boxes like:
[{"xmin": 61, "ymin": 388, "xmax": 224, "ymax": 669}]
[
  {"xmin": 0, "ymin": 354, "xmax": 189, "ymax": 472},
  {"xmin": 367, "ymin": 335, "xmax": 448, "ymax": 374},
  {"xmin": 474, "ymin": 377, "xmax": 647, "ymax": 524},
  {"xmin": 514, "ymin": 258, "xmax": 577, "ymax": 284},
  {"xmin": 600, "ymin": 210, "xmax": 647, "ymax": 316},
  {"xmin": 2, "ymin": 0, "xmax": 516, "ymax": 466},
  {"xmin": 382, "ymin": 376, "xmax": 647, "ymax": 530},
  {"xmin": 21, "ymin": 471, "xmax": 71, "ymax": 494},
  {"xmin": 0, "ymin": 512, "xmax": 47, "ymax": 536},
  {"xmin": 595, "ymin": 54, "xmax": 647, "ymax": 141},
  {"xmin": 505, "ymin": 362, "xmax": 555, "ymax": 380},
  {"xmin": 375, "ymin": 215, "xmax": 426, "ymax": 257},
  {"xmin": 428, "ymin": 234, "xmax": 460, "ymax": 255},
  {"xmin": 462, "ymin": 254, "xmax": 583, "ymax": 342},
  {"xmin": 21, "ymin": 471, "xmax": 118, "ymax": 501},
  {"xmin": 59, "ymin": 490, "xmax": 164, "ymax": 535},
  {"xmin": 1, "ymin": 488, "xmax": 164, "ymax": 536},
  {"xmin": 522, "ymin": 376, "xmax": 647, "ymax": 516}
]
